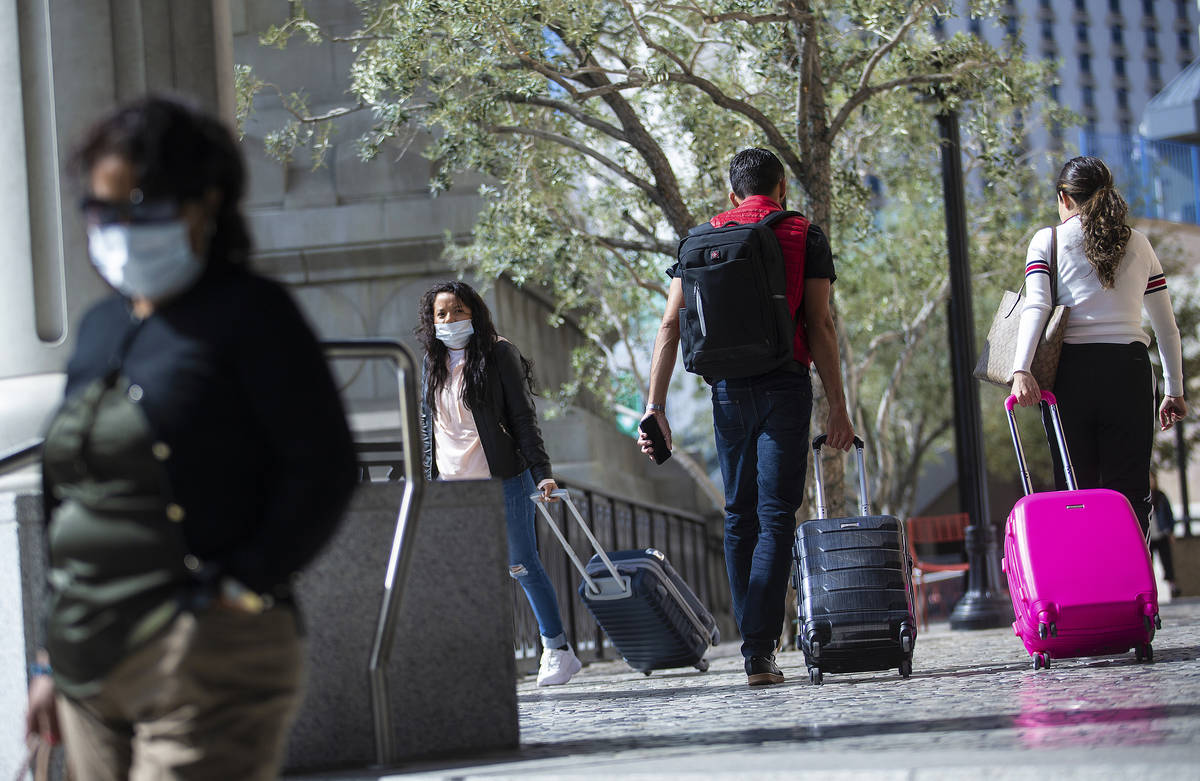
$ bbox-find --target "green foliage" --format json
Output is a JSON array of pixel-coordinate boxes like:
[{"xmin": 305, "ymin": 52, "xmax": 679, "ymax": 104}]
[{"xmin": 241, "ymin": 0, "xmax": 1068, "ymax": 515}]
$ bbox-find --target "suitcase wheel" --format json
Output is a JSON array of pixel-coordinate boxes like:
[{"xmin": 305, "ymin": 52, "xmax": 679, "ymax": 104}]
[
  {"xmin": 695, "ymin": 659, "xmax": 709, "ymax": 673},
  {"xmin": 808, "ymin": 667, "xmax": 823, "ymax": 686},
  {"xmin": 1037, "ymin": 622, "xmax": 1049, "ymax": 640},
  {"xmin": 1136, "ymin": 643, "xmax": 1154, "ymax": 664},
  {"xmin": 898, "ymin": 659, "xmax": 912, "ymax": 679},
  {"xmin": 1049, "ymin": 622, "xmax": 1058, "ymax": 637},
  {"xmin": 1155, "ymin": 614, "xmax": 1162, "ymax": 631},
  {"xmin": 642, "ymin": 670, "xmax": 653, "ymax": 676},
  {"xmin": 810, "ymin": 639, "xmax": 822, "ymax": 660},
  {"xmin": 1032, "ymin": 652, "xmax": 1049, "ymax": 670}
]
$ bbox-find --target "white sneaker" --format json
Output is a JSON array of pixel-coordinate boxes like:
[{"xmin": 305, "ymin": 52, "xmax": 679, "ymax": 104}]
[{"xmin": 536, "ymin": 646, "xmax": 582, "ymax": 686}]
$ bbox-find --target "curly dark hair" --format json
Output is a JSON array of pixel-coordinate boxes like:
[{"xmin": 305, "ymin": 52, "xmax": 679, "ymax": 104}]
[
  {"xmin": 1056, "ymin": 156, "xmax": 1131, "ymax": 289},
  {"xmin": 74, "ymin": 95, "xmax": 252, "ymax": 268},
  {"xmin": 415, "ymin": 280, "xmax": 535, "ymax": 416}
]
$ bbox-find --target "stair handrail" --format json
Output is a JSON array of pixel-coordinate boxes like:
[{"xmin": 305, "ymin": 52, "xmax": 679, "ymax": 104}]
[
  {"xmin": 0, "ymin": 439, "xmax": 44, "ymax": 477},
  {"xmin": 321, "ymin": 338, "xmax": 423, "ymax": 767}
]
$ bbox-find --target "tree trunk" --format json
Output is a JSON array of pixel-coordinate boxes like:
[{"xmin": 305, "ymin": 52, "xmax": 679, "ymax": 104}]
[{"xmin": 791, "ymin": 2, "xmax": 847, "ymax": 515}]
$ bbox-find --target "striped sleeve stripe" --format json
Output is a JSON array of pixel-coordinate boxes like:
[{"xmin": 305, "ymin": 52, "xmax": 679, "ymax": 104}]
[
  {"xmin": 1146, "ymin": 274, "xmax": 1167, "ymax": 294},
  {"xmin": 1024, "ymin": 261, "xmax": 1051, "ymax": 278}
]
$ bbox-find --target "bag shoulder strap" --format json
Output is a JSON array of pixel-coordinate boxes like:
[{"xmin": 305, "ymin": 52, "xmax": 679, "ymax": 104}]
[
  {"xmin": 757, "ymin": 209, "xmax": 805, "ymax": 228},
  {"xmin": 1006, "ymin": 225, "xmax": 1059, "ymax": 318},
  {"xmin": 1048, "ymin": 225, "xmax": 1059, "ymax": 305}
]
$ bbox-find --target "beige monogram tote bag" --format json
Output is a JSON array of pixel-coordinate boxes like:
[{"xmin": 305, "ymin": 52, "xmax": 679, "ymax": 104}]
[{"xmin": 974, "ymin": 226, "xmax": 1069, "ymax": 389}]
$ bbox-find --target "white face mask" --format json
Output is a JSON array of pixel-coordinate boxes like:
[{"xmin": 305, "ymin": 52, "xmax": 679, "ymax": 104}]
[
  {"xmin": 434, "ymin": 319, "xmax": 474, "ymax": 349},
  {"xmin": 87, "ymin": 220, "xmax": 205, "ymax": 302}
]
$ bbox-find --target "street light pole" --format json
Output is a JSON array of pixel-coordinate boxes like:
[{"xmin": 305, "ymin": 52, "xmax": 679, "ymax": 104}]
[
  {"xmin": 1177, "ymin": 422, "xmax": 1193, "ymax": 537},
  {"xmin": 935, "ymin": 107, "xmax": 1010, "ymax": 630}
]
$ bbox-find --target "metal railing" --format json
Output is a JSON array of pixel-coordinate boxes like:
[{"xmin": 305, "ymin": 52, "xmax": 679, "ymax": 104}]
[
  {"xmin": 1079, "ymin": 130, "xmax": 1200, "ymax": 226},
  {"xmin": 0, "ymin": 440, "xmax": 43, "ymax": 476},
  {"xmin": 320, "ymin": 339, "xmax": 422, "ymax": 767},
  {"xmin": 513, "ymin": 480, "xmax": 723, "ymax": 664}
]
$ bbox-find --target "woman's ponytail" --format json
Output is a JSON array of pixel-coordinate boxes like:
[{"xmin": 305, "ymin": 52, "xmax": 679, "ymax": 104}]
[
  {"xmin": 1078, "ymin": 184, "xmax": 1131, "ymax": 288},
  {"xmin": 1057, "ymin": 157, "xmax": 1132, "ymax": 289}
]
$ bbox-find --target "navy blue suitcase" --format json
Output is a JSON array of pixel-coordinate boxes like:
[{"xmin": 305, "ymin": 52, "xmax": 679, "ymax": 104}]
[
  {"xmin": 532, "ymin": 490, "xmax": 719, "ymax": 674},
  {"xmin": 793, "ymin": 436, "xmax": 917, "ymax": 685}
]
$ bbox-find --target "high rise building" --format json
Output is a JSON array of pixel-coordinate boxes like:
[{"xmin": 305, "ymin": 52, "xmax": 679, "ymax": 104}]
[{"xmin": 934, "ymin": 0, "xmax": 1199, "ymax": 144}]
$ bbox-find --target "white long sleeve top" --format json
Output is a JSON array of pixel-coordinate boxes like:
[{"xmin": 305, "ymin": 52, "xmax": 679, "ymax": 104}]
[{"xmin": 1012, "ymin": 215, "xmax": 1184, "ymax": 397}]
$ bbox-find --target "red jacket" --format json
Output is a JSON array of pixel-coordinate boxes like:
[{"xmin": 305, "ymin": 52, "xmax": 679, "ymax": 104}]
[{"xmin": 709, "ymin": 195, "xmax": 812, "ymax": 366}]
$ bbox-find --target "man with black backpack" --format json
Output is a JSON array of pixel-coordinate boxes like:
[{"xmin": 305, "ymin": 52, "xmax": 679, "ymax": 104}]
[{"xmin": 638, "ymin": 148, "xmax": 854, "ymax": 687}]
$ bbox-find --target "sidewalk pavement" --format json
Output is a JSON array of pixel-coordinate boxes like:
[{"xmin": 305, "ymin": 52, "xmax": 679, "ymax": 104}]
[{"xmin": 291, "ymin": 598, "xmax": 1200, "ymax": 780}]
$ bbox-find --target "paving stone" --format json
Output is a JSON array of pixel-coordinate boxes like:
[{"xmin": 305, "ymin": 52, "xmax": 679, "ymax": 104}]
[{"xmin": 290, "ymin": 599, "xmax": 1200, "ymax": 780}]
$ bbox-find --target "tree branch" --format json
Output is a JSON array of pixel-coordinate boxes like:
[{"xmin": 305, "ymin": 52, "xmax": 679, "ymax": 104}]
[
  {"xmin": 489, "ymin": 125, "xmax": 668, "ymax": 211},
  {"xmin": 849, "ymin": 0, "xmax": 939, "ymax": 113},
  {"xmin": 621, "ymin": 209, "xmax": 660, "ymax": 242},
  {"xmin": 596, "ymin": 235, "xmax": 676, "ymax": 259},
  {"xmin": 596, "ymin": 243, "xmax": 671, "ymax": 298},
  {"xmin": 830, "ymin": 61, "xmax": 1000, "ymax": 139},
  {"xmin": 659, "ymin": 2, "xmax": 804, "ymax": 24},
  {"xmin": 498, "ymin": 93, "xmax": 626, "ymax": 142},
  {"xmin": 612, "ymin": 0, "xmax": 805, "ymax": 181},
  {"xmin": 872, "ymin": 276, "xmax": 951, "ymax": 437},
  {"xmin": 547, "ymin": 21, "xmax": 696, "ymax": 234}
]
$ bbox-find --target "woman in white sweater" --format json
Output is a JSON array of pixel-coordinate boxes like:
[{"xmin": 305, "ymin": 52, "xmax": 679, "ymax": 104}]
[{"xmin": 1011, "ymin": 156, "xmax": 1187, "ymax": 532}]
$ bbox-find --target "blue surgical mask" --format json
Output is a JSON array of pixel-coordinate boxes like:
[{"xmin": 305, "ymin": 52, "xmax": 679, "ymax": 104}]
[
  {"xmin": 87, "ymin": 220, "xmax": 205, "ymax": 302},
  {"xmin": 434, "ymin": 319, "xmax": 474, "ymax": 349}
]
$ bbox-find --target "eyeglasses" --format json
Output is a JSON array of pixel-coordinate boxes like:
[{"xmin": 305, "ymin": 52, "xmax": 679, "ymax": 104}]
[{"xmin": 79, "ymin": 196, "xmax": 180, "ymax": 226}]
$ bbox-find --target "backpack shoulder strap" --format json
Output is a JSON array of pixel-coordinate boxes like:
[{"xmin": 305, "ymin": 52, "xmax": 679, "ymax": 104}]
[{"xmin": 756, "ymin": 209, "xmax": 805, "ymax": 228}]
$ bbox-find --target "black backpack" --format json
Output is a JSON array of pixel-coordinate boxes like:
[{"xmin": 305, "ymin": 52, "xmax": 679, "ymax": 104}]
[{"xmin": 676, "ymin": 210, "xmax": 805, "ymax": 379}]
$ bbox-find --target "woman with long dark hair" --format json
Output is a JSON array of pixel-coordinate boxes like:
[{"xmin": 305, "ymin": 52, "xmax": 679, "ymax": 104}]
[
  {"xmin": 417, "ymin": 280, "xmax": 581, "ymax": 686},
  {"xmin": 24, "ymin": 96, "xmax": 357, "ymax": 779},
  {"xmin": 1011, "ymin": 156, "xmax": 1186, "ymax": 532}
]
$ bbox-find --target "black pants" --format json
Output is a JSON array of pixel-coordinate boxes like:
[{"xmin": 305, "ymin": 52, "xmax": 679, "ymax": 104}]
[{"xmin": 1041, "ymin": 342, "xmax": 1155, "ymax": 535}]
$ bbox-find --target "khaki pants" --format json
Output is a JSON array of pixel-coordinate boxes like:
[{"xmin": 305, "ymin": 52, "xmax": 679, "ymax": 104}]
[{"xmin": 57, "ymin": 605, "xmax": 305, "ymax": 781}]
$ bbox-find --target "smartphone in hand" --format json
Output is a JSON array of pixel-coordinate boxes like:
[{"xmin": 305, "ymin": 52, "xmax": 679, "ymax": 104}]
[{"xmin": 639, "ymin": 414, "xmax": 672, "ymax": 465}]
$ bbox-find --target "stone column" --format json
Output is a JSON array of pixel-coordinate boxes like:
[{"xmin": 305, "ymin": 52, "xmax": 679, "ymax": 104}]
[{"xmin": 0, "ymin": 0, "xmax": 230, "ymax": 452}]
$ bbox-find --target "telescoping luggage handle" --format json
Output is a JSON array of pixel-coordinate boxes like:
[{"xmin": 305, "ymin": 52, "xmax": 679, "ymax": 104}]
[
  {"xmin": 1005, "ymin": 390, "xmax": 1078, "ymax": 496},
  {"xmin": 811, "ymin": 434, "xmax": 870, "ymax": 520},
  {"xmin": 530, "ymin": 489, "xmax": 631, "ymax": 598}
]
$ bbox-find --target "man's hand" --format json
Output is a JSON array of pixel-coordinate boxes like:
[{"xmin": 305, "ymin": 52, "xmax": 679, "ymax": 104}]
[
  {"xmin": 824, "ymin": 405, "xmax": 855, "ymax": 451},
  {"xmin": 1012, "ymin": 370, "xmax": 1041, "ymax": 407},
  {"xmin": 638, "ymin": 410, "xmax": 673, "ymax": 461}
]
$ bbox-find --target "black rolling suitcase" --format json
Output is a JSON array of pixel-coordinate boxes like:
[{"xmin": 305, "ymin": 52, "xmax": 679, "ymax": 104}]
[
  {"xmin": 793, "ymin": 435, "xmax": 917, "ymax": 685},
  {"xmin": 532, "ymin": 489, "xmax": 719, "ymax": 674}
]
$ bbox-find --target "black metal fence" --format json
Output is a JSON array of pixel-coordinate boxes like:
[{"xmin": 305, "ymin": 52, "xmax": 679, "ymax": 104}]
[{"xmin": 512, "ymin": 481, "xmax": 726, "ymax": 665}]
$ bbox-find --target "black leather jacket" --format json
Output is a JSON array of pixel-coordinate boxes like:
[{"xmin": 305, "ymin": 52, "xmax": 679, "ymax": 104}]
[{"xmin": 421, "ymin": 339, "xmax": 552, "ymax": 484}]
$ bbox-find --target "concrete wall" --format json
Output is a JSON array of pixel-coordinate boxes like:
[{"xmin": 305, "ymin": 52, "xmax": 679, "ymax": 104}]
[{"xmin": 287, "ymin": 480, "xmax": 518, "ymax": 771}]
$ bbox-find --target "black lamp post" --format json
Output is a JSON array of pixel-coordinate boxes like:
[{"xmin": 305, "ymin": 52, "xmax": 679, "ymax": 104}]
[
  {"xmin": 935, "ymin": 106, "xmax": 1010, "ymax": 630},
  {"xmin": 1177, "ymin": 422, "xmax": 1193, "ymax": 537}
]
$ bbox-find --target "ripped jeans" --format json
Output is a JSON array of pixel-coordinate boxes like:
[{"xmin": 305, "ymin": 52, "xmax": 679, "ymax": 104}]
[{"xmin": 502, "ymin": 469, "xmax": 567, "ymax": 649}]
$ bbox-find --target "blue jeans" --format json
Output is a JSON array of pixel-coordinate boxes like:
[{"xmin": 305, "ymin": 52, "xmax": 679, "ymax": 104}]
[
  {"xmin": 502, "ymin": 469, "xmax": 567, "ymax": 649},
  {"xmin": 712, "ymin": 369, "xmax": 811, "ymax": 659}
]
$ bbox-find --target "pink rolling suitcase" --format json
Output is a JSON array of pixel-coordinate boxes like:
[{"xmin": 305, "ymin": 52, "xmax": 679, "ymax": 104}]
[{"xmin": 1002, "ymin": 391, "xmax": 1159, "ymax": 670}]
